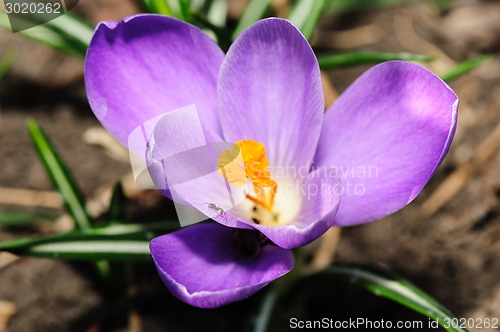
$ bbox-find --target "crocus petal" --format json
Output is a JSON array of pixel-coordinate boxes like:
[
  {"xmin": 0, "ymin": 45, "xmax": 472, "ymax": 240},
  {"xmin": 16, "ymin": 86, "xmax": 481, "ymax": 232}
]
[
  {"xmin": 146, "ymin": 105, "xmax": 253, "ymax": 229},
  {"xmin": 251, "ymin": 168, "xmax": 341, "ymax": 249},
  {"xmin": 315, "ymin": 61, "xmax": 458, "ymax": 226},
  {"xmin": 218, "ymin": 18, "xmax": 324, "ymax": 175},
  {"xmin": 146, "ymin": 105, "xmax": 213, "ymax": 196},
  {"xmin": 85, "ymin": 14, "xmax": 225, "ymax": 152},
  {"xmin": 150, "ymin": 223, "xmax": 294, "ymax": 308}
]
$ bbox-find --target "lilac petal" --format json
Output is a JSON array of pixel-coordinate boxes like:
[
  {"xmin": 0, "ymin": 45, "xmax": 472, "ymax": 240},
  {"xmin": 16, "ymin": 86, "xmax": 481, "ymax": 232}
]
[
  {"xmin": 315, "ymin": 61, "xmax": 458, "ymax": 226},
  {"xmin": 251, "ymin": 168, "xmax": 341, "ymax": 249},
  {"xmin": 85, "ymin": 14, "xmax": 224, "ymax": 152},
  {"xmin": 146, "ymin": 105, "xmax": 253, "ymax": 229},
  {"xmin": 150, "ymin": 223, "xmax": 294, "ymax": 308},
  {"xmin": 218, "ymin": 18, "xmax": 324, "ymax": 175}
]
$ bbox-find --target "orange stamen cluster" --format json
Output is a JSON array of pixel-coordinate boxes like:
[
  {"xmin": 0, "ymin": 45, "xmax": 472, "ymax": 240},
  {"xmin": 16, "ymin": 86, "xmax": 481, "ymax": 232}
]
[{"xmin": 218, "ymin": 140, "xmax": 277, "ymax": 211}]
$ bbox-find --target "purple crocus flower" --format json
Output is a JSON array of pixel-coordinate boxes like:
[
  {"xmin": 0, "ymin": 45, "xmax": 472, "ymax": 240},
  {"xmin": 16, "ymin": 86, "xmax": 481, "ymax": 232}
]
[{"xmin": 85, "ymin": 14, "xmax": 458, "ymax": 308}]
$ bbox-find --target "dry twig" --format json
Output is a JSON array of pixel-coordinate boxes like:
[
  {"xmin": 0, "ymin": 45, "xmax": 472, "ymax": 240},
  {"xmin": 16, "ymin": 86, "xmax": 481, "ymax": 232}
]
[
  {"xmin": 0, "ymin": 300, "xmax": 16, "ymax": 332},
  {"xmin": 0, "ymin": 187, "xmax": 60, "ymax": 209},
  {"xmin": 422, "ymin": 122, "xmax": 500, "ymax": 216}
]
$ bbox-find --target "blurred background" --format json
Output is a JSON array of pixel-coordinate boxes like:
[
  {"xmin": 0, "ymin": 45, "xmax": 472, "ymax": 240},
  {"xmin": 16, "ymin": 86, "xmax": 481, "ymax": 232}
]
[{"xmin": 0, "ymin": 0, "xmax": 499, "ymax": 331}]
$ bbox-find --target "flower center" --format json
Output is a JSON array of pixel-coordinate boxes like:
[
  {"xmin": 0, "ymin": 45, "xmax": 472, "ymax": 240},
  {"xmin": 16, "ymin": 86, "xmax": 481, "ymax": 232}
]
[
  {"xmin": 218, "ymin": 139, "xmax": 280, "ymax": 225},
  {"xmin": 232, "ymin": 229, "xmax": 269, "ymax": 256}
]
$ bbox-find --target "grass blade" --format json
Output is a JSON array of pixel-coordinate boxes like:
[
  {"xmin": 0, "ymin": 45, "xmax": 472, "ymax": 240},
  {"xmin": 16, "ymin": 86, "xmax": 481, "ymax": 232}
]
[
  {"xmin": 0, "ymin": 211, "xmax": 57, "ymax": 228},
  {"xmin": 107, "ymin": 182, "xmax": 127, "ymax": 221},
  {"xmin": 232, "ymin": 0, "xmax": 270, "ymax": 40},
  {"xmin": 440, "ymin": 55, "xmax": 492, "ymax": 82},
  {"xmin": 41, "ymin": 13, "xmax": 93, "ymax": 54},
  {"xmin": 0, "ymin": 50, "xmax": 16, "ymax": 79},
  {"xmin": 250, "ymin": 290, "xmax": 279, "ymax": 332},
  {"xmin": 192, "ymin": 12, "xmax": 232, "ymax": 51},
  {"xmin": 141, "ymin": 0, "xmax": 192, "ymax": 20},
  {"xmin": 0, "ymin": 13, "xmax": 84, "ymax": 56},
  {"xmin": 0, "ymin": 222, "xmax": 178, "ymax": 251},
  {"xmin": 288, "ymin": 0, "xmax": 326, "ymax": 41},
  {"xmin": 327, "ymin": 0, "xmax": 415, "ymax": 13},
  {"xmin": 250, "ymin": 264, "xmax": 468, "ymax": 332},
  {"xmin": 206, "ymin": 0, "xmax": 227, "ymax": 27},
  {"xmin": 0, "ymin": 9, "xmax": 92, "ymax": 57},
  {"xmin": 18, "ymin": 240, "xmax": 152, "ymax": 261},
  {"xmin": 178, "ymin": 0, "xmax": 192, "ymax": 22},
  {"xmin": 318, "ymin": 52, "xmax": 435, "ymax": 69},
  {"xmin": 306, "ymin": 264, "xmax": 468, "ymax": 332},
  {"xmin": 27, "ymin": 119, "xmax": 91, "ymax": 229},
  {"xmin": 141, "ymin": 0, "xmax": 173, "ymax": 15}
]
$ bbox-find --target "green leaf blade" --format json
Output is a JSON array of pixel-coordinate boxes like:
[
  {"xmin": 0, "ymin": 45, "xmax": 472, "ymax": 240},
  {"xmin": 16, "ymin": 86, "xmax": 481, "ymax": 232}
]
[
  {"xmin": 232, "ymin": 0, "xmax": 270, "ymax": 40},
  {"xmin": 27, "ymin": 120, "xmax": 91, "ymax": 229},
  {"xmin": 107, "ymin": 182, "xmax": 127, "ymax": 221},
  {"xmin": 288, "ymin": 0, "xmax": 327, "ymax": 41},
  {"xmin": 191, "ymin": 12, "xmax": 232, "ymax": 52},
  {"xmin": 42, "ymin": 13, "xmax": 93, "ymax": 54},
  {"xmin": 249, "ymin": 264, "xmax": 468, "ymax": 332},
  {"xmin": 0, "ymin": 222, "xmax": 178, "ymax": 251},
  {"xmin": 26, "ymin": 120, "xmax": 112, "ymax": 278},
  {"xmin": 0, "ymin": 9, "xmax": 92, "ymax": 57},
  {"xmin": 0, "ymin": 50, "xmax": 16, "ymax": 79},
  {"xmin": 309, "ymin": 264, "xmax": 468, "ymax": 332},
  {"xmin": 206, "ymin": 0, "xmax": 227, "ymax": 28},
  {"xmin": 141, "ymin": 0, "xmax": 173, "ymax": 16},
  {"xmin": 178, "ymin": 0, "xmax": 193, "ymax": 22},
  {"xmin": 439, "ymin": 55, "xmax": 492, "ymax": 82},
  {"xmin": 20, "ymin": 240, "xmax": 152, "ymax": 261},
  {"xmin": 0, "ymin": 210, "xmax": 57, "ymax": 228},
  {"xmin": 318, "ymin": 52, "xmax": 435, "ymax": 69}
]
